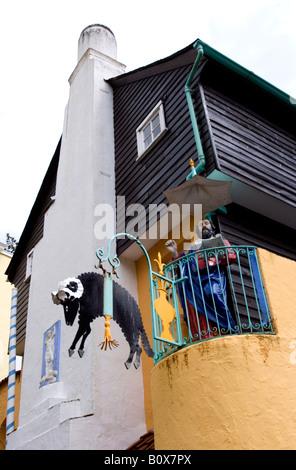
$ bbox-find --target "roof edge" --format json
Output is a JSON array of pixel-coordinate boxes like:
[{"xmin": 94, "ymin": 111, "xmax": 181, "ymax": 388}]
[
  {"xmin": 195, "ymin": 39, "xmax": 295, "ymax": 109},
  {"xmin": 5, "ymin": 137, "xmax": 62, "ymax": 280},
  {"xmin": 108, "ymin": 41, "xmax": 196, "ymax": 85},
  {"xmin": 109, "ymin": 38, "xmax": 295, "ymax": 110}
]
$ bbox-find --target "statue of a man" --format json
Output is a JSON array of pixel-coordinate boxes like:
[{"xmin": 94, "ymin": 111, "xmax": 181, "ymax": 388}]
[
  {"xmin": 165, "ymin": 219, "xmax": 237, "ymax": 340},
  {"xmin": 40, "ymin": 328, "xmax": 58, "ymax": 385}
]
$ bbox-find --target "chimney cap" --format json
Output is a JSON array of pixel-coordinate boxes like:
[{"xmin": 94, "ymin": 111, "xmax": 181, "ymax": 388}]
[
  {"xmin": 80, "ymin": 23, "xmax": 115, "ymax": 37},
  {"xmin": 78, "ymin": 24, "xmax": 117, "ymax": 61}
]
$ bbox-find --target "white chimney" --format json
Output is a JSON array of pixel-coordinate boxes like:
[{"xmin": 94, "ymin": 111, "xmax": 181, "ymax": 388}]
[{"xmin": 78, "ymin": 24, "xmax": 118, "ymax": 62}]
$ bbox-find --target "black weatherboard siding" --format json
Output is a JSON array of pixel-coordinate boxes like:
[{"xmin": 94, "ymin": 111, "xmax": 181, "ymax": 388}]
[
  {"xmin": 112, "ymin": 59, "xmax": 213, "ymax": 254},
  {"xmin": 112, "ymin": 44, "xmax": 296, "ymax": 256},
  {"xmin": 216, "ymin": 204, "xmax": 296, "ymax": 262},
  {"xmin": 200, "ymin": 60, "xmax": 296, "ymax": 208}
]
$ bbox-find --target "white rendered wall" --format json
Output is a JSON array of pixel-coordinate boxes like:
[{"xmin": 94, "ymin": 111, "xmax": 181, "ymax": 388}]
[{"xmin": 7, "ymin": 25, "xmax": 147, "ymax": 450}]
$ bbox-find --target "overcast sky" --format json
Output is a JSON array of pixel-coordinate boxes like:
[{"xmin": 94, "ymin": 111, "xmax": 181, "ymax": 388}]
[{"xmin": 0, "ymin": 0, "xmax": 295, "ymax": 244}]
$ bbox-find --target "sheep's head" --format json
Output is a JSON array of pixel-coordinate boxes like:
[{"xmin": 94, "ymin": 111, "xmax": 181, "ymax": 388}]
[{"xmin": 51, "ymin": 277, "xmax": 84, "ymax": 326}]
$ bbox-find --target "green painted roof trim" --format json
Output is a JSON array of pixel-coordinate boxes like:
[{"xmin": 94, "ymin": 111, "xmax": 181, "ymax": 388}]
[{"xmin": 195, "ymin": 39, "xmax": 295, "ymax": 109}]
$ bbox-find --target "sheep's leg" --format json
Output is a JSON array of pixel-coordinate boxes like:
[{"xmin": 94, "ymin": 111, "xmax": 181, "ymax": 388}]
[
  {"xmin": 133, "ymin": 343, "xmax": 142, "ymax": 369},
  {"xmin": 78, "ymin": 321, "xmax": 92, "ymax": 358},
  {"xmin": 69, "ymin": 325, "xmax": 84, "ymax": 356},
  {"xmin": 124, "ymin": 346, "xmax": 136, "ymax": 369},
  {"xmin": 68, "ymin": 318, "xmax": 90, "ymax": 357}
]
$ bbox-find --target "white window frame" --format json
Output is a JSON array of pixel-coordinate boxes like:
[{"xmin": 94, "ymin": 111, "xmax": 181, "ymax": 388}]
[
  {"xmin": 25, "ymin": 248, "xmax": 34, "ymax": 280},
  {"xmin": 136, "ymin": 101, "xmax": 168, "ymax": 160}
]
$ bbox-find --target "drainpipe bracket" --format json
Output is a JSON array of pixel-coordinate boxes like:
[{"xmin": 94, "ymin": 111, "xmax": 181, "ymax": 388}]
[{"xmin": 185, "ymin": 85, "xmax": 194, "ymax": 94}]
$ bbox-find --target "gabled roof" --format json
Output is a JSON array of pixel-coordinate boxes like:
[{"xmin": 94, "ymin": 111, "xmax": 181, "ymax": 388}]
[
  {"xmin": 108, "ymin": 42, "xmax": 197, "ymax": 86},
  {"xmin": 109, "ymin": 39, "xmax": 295, "ymax": 112}
]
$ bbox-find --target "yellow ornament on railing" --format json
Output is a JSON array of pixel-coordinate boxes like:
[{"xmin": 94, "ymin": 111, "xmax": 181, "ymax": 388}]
[
  {"xmin": 154, "ymin": 251, "xmax": 166, "ymax": 276},
  {"xmin": 153, "ymin": 252, "xmax": 176, "ymax": 343}
]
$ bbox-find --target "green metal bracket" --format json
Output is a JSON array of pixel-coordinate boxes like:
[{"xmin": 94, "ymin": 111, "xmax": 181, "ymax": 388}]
[
  {"xmin": 96, "ymin": 233, "xmax": 185, "ymax": 361},
  {"xmin": 96, "ymin": 233, "xmax": 157, "ymax": 350}
]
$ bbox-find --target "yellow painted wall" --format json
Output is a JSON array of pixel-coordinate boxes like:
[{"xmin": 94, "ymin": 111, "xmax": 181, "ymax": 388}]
[
  {"xmin": 136, "ymin": 235, "xmax": 190, "ymax": 431},
  {"xmin": 0, "ymin": 371, "xmax": 22, "ymax": 450},
  {"xmin": 0, "ymin": 251, "xmax": 13, "ymax": 381},
  {"xmin": 150, "ymin": 249, "xmax": 296, "ymax": 450}
]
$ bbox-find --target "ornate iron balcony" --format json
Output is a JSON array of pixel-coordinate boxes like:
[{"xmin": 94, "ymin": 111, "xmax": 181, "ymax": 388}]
[{"xmin": 152, "ymin": 246, "xmax": 274, "ymax": 364}]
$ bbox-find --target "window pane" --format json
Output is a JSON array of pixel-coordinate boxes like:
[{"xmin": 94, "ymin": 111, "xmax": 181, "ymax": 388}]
[
  {"xmin": 144, "ymin": 135, "xmax": 152, "ymax": 148},
  {"xmin": 151, "ymin": 114, "xmax": 160, "ymax": 129},
  {"xmin": 143, "ymin": 124, "xmax": 151, "ymax": 140},
  {"xmin": 136, "ymin": 102, "xmax": 166, "ymax": 159},
  {"xmin": 152, "ymin": 124, "xmax": 161, "ymax": 139}
]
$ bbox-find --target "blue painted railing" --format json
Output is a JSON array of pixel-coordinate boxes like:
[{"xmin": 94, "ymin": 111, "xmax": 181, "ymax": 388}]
[{"xmin": 152, "ymin": 246, "xmax": 274, "ymax": 363}]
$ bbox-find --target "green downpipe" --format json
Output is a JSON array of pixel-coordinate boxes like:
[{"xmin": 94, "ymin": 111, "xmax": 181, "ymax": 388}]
[{"xmin": 185, "ymin": 42, "xmax": 205, "ymax": 179}]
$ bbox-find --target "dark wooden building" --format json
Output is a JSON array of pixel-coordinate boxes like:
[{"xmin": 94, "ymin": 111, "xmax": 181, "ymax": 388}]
[
  {"xmin": 109, "ymin": 40, "xmax": 296, "ymax": 259},
  {"xmin": 4, "ymin": 30, "xmax": 296, "ymax": 450},
  {"xmin": 6, "ymin": 39, "xmax": 296, "ymax": 355}
]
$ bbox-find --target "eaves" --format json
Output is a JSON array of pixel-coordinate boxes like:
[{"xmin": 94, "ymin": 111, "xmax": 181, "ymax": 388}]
[{"xmin": 108, "ymin": 38, "xmax": 296, "ymax": 114}]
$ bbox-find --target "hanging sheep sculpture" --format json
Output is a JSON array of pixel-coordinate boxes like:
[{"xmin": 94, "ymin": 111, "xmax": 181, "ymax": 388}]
[{"xmin": 51, "ymin": 272, "xmax": 154, "ymax": 369}]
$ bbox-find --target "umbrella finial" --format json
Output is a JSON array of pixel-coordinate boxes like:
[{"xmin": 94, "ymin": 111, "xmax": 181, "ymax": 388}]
[{"xmin": 187, "ymin": 158, "xmax": 197, "ymax": 180}]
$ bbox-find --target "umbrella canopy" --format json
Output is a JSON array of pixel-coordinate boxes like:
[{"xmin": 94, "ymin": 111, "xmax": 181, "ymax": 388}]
[{"xmin": 164, "ymin": 175, "xmax": 232, "ymax": 216}]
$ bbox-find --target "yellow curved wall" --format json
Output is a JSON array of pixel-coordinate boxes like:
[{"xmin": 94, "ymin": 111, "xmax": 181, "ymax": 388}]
[
  {"xmin": 151, "ymin": 249, "xmax": 296, "ymax": 450},
  {"xmin": 136, "ymin": 235, "xmax": 189, "ymax": 431}
]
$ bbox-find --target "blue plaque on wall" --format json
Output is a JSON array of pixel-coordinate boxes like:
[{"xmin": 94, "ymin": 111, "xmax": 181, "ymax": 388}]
[{"xmin": 40, "ymin": 320, "xmax": 61, "ymax": 388}]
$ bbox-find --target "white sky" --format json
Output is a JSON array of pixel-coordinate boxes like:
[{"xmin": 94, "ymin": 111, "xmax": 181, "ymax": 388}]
[{"xmin": 0, "ymin": 0, "xmax": 295, "ymax": 244}]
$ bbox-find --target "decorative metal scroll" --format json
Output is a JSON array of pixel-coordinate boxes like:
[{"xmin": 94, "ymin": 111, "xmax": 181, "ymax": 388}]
[
  {"xmin": 96, "ymin": 233, "xmax": 186, "ymax": 362},
  {"xmin": 163, "ymin": 246, "xmax": 274, "ymax": 345},
  {"xmin": 96, "ymin": 237, "xmax": 273, "ymax": 365}
]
